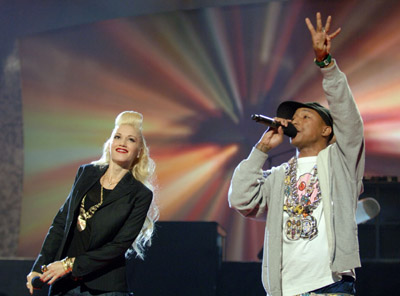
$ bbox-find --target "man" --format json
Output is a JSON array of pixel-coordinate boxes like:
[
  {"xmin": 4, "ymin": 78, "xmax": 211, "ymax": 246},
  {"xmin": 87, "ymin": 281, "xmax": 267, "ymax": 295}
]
[{"xmin": 228, "ymin": 12, "xmax": 364, "ymax": 296}]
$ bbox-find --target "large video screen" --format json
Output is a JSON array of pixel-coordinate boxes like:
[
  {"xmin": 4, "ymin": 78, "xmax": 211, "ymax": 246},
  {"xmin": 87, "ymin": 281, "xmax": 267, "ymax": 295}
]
[{"xmin": 18, "ymin": 1, "xmax": 400, "ymax": 261}]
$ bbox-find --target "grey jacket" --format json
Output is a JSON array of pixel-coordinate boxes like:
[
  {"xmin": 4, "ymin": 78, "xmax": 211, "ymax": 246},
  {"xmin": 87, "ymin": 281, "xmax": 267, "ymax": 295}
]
[{"xmin": 228, "ymin": 61, "xmax": 365, "ymax": 296}]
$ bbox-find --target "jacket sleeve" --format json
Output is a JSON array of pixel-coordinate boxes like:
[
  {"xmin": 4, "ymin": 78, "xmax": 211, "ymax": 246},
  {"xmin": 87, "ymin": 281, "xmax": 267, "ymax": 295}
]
[
  {"xmin": 228, "ymin": 147, "xmax": 273, "ymax": 219},
  {"xmin": 321, "ymin": 60, "xmax": 365, "ymax": 183},
  {"xmin": 71, "ymin": 187, "xmax": 153, "ymax": 278},
  {"xmin": 31, "ymin": 166, "xmax": 84, "ymax": 273}
]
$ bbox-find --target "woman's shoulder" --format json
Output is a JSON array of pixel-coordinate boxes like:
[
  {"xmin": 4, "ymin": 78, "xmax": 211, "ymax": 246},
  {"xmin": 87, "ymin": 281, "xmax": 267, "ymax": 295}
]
[
  {"xmin": 126, "ymin": 174, "xmax": 152, "ymax": 199},
  {"xmin": 132, "ymin": 175, "xmax": 153, "ymax": 192},
  {"xmin": 78, "ymin": 163, "xmax": 106, "ymax": 172},
  {"xmin": 73, "ymin": 163, "xmax": 107, "ymax": 181}
]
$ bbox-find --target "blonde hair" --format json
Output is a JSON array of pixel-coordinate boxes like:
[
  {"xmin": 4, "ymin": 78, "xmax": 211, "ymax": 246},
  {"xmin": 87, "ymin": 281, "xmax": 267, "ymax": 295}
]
[{"xmin": 92, "ymin": 111, "xmax": 159, "ymax": 259}]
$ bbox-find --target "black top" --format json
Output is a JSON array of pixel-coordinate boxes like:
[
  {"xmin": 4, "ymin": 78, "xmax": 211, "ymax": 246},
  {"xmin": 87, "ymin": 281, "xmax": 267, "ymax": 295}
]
[{"xmin": 66, "ymin": 180, "xmax": 112, "ymax": 258}]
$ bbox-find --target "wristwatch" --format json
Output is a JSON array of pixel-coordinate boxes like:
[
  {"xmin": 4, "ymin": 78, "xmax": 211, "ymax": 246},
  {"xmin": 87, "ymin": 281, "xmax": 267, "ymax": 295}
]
[{"xmin": 314, "ymin": 54, "xmax": 332, "ymax": 68}]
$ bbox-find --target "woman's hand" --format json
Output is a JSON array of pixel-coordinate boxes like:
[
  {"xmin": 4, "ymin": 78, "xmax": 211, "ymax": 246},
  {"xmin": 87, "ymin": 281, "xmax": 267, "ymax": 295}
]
[
  {"xmin": 26, "ymin": 271, "xmax": 41, "ymax": 295},
  {"xmin": 39, "ymin": 260, "xmax": 69, "ymax": 286}
]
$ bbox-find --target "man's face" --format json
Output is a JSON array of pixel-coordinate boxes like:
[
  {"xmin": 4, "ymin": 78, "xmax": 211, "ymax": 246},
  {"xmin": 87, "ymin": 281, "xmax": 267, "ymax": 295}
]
[{"xmin": 290, "ymin": 107, "xmax": 329, "ymax": 150}]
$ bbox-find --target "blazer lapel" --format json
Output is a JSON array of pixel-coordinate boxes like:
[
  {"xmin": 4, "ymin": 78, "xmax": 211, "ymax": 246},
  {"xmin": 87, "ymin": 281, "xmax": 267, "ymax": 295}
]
[
  {"xmin": 101, "ymin": 172, "xmax": 138, "ymax": 207},
  {"xmin": 72, "ymin": 165, "xmax": 108, "ymax": 212}
]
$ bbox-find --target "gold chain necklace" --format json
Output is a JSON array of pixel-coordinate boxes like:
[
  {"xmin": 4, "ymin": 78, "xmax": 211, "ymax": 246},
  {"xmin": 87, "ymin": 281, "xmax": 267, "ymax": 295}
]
[
  {"xmin": 104, "ymin": 173, "xmax": 120, "ymax": 187},
  {"xmin": 106, "ymin": 175, "xmax": 115, "ymax": 186},
  {"xmin": 77, "ymin": 186, "xmax": 104, "ymax": 232},
  {"xmin": 283, "ymin": 157, "xmax": 321, "ymax": 241}
]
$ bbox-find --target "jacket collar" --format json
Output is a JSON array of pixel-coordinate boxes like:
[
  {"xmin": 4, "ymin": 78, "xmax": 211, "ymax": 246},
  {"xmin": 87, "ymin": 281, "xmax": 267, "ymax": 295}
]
[
  {"xmin": 102, "ymin": 170, "xmax": 139, "ymax": 207},
  {"xmin": 72, "ymin": 165, "xmax": 107, "ymax": 211},
  {"xmin": 74, "ymin": 164, "xmax": 141, "ymax": 208}
]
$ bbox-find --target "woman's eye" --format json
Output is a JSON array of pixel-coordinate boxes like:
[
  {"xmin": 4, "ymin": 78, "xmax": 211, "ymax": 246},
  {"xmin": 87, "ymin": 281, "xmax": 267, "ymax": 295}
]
[
  {"xmin": 114, "ymin": 135, "xmax": 120, "ymax": 139},
  {"xmin": 129, "ymin": 138, "xmax": 135, "ymax": 142}
]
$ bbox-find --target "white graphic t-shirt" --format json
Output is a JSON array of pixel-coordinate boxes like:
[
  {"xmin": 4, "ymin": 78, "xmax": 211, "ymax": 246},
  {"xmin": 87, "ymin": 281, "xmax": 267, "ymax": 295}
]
[{"xmin": 282, "ymin": 156, "xmax": 337, "ymax": 296}]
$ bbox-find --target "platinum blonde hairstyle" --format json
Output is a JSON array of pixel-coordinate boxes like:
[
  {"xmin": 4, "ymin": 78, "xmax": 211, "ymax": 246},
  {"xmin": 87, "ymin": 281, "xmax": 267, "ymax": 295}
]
[{"xmin": 92, "ymin": 111, "xmax": 159, "ymax": 259}]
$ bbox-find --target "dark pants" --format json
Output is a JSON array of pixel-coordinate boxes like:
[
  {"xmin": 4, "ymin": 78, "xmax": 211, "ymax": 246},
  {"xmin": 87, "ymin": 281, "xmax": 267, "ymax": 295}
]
[
  {"xmin": 50, "ymin": 276, "xmax": 132, "ymax": 296},
  {"xmin": 51, "ymin": 284, "xmax": 132, "ymax": 296},
  {"xmin": 309, "ymin": 276, "xmax": 356, "ymax": 295}
]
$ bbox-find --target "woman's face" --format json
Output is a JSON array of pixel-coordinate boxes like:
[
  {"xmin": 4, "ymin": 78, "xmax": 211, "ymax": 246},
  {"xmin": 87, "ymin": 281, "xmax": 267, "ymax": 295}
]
[{"xmin": 110, "ymin": 124, "xmax": 142, "ymax": 169}]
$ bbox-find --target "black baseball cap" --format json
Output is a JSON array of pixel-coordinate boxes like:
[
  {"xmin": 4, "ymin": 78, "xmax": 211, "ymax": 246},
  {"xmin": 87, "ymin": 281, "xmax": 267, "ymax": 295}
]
[{"xmin": 276, "ymin": 101, "xmax": 334, "ymax": 140}]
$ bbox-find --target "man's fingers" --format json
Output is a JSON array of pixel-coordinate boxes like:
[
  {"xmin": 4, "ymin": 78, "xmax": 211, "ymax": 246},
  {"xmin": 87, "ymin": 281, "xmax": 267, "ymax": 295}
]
[
  {"xmin": 326, "ymin": 35, "xmax": 331, "ymax": 54},
  {"xmin": 305, "ymin": 17, "xmax": 315, "ymax": 34},
  {"xmin": 274, "ymin": 117, "xmax": 290, "ymax": 127},
  {"xmin": 324, "ymin": 15, "xmax": 332, "ymax": 33},
  {"xmin": 316, "ymin": 12, "xmax": 323, "ymax": 31},
  {"xmin": 329, "ymin": 28, "xmax": 341, "ymax": 40}
]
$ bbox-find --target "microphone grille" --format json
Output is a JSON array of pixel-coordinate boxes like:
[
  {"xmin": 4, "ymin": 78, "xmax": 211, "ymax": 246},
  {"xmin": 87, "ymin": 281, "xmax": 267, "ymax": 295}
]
[{"xmin": 32, "ymin": 276, "xmax": 45, "ymax": 289}]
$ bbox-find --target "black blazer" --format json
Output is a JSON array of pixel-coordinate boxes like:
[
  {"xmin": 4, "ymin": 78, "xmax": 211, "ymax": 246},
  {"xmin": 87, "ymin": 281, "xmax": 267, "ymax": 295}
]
[{"xmin": 32, "ymin": 164, "xmax": 153, "ymax": 293}]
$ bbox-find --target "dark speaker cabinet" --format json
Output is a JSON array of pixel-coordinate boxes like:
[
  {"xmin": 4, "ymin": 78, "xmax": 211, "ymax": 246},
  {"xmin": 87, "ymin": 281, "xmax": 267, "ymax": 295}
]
[{"xmin": 126, "ymin": 221, "xmax": 226, "ymax": 296}]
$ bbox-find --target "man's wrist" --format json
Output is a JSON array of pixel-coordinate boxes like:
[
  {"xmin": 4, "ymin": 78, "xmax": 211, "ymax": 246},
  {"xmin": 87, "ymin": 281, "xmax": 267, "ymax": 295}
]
[
  {"xmin": 256, "ymin": 142, "xmax": 271, "ymax": 154},
  {"xmin": 314, "ymin": 53, "xmax": 332, "ymax": 68}
]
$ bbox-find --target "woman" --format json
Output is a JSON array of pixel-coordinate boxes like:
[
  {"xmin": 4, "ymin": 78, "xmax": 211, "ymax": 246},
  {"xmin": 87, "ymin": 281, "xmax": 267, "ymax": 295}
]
[{"xmin": 26, "ymin": 111, "xmax": 158, "ymax": 295}]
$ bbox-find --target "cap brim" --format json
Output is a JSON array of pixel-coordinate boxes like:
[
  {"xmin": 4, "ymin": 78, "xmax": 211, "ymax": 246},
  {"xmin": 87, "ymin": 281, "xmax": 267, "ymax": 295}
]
[{"xmin": 276, "ymin": 101, "xmax": 309, "ymax": 120}]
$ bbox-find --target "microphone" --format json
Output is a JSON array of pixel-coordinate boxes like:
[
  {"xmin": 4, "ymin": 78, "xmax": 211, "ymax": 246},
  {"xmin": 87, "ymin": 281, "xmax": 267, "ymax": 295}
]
[
  {"xmin": 31, "ymin": 276, "xmax": 45, "ymax": 289},
  {"xmin": 251, "ymin": 114, "xmax": 297, "ymax": 138}
]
